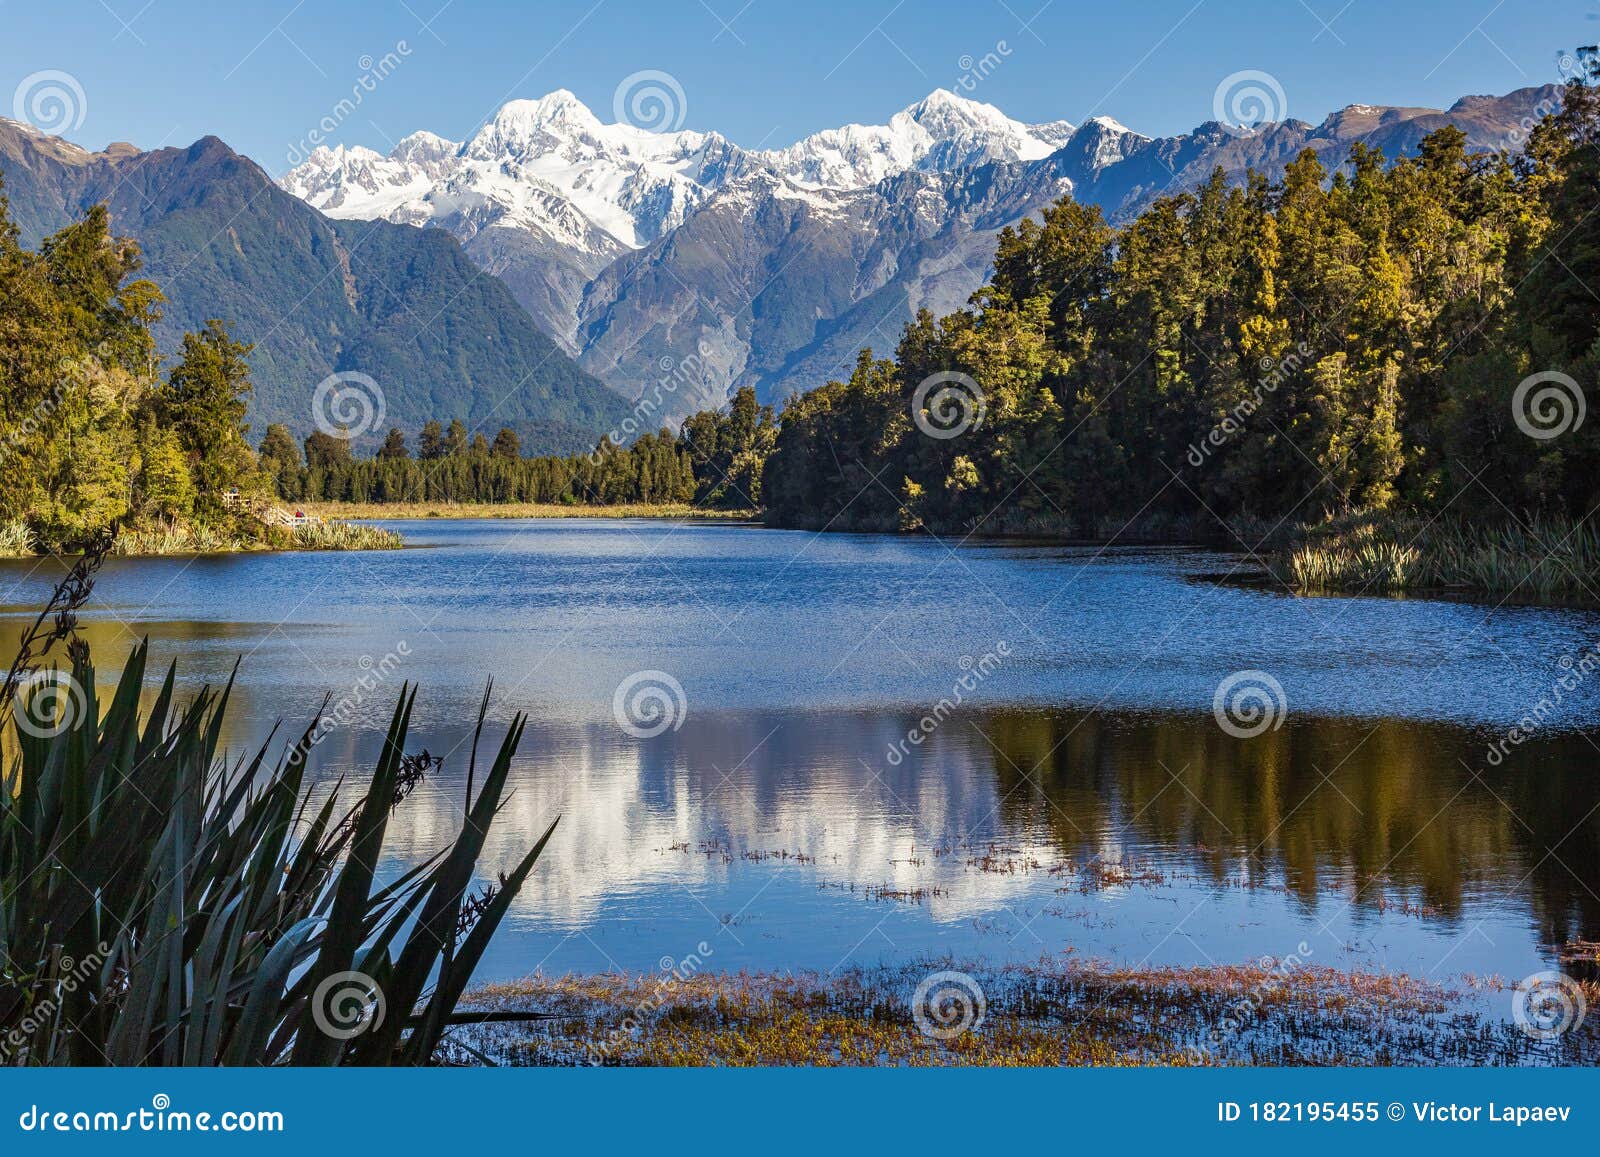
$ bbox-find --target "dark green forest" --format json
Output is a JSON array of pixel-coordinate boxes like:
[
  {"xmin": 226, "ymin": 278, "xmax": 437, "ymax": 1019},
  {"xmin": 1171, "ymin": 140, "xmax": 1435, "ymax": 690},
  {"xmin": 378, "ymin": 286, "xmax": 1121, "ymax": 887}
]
[
  {"xmin": 0, "ymin": 196, "xmax": 267, "ymax": 552},
  {"xmin": 7, "ymin": 55, "xmax": 1598, "ymax": 575},
  {"xmin": 761, "ymin": 55, "xmax": 1600, "ymax": 539},
  {"xmin": 266, "ymin": 386, "xmax": 775, "ymax": 511}
]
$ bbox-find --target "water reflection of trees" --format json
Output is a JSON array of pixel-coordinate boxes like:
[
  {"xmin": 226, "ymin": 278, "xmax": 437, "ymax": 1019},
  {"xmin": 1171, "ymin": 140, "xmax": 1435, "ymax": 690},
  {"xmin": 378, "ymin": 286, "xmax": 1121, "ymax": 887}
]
[
  {"xmin": 15, "ymin": 619, "xmax": 1596, "ymax": 955},
  {"xmin": 979, "ymin": 709, "xmax": 1600, "ymax": 949}
]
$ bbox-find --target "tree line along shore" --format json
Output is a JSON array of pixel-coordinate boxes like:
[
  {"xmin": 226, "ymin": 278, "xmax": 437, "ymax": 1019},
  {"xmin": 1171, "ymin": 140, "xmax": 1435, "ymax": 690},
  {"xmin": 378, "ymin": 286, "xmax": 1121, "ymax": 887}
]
[{"xmin": 5, "ymin": 57, "xmax": 1598, "ymax": 601}]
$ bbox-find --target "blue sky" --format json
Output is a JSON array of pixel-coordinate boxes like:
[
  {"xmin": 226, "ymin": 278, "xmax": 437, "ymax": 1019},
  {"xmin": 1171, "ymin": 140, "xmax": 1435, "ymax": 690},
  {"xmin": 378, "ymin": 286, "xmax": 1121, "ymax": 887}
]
[{"xmin": 0, "ymin": 0, "xmax": 1593, "ymax": 173}]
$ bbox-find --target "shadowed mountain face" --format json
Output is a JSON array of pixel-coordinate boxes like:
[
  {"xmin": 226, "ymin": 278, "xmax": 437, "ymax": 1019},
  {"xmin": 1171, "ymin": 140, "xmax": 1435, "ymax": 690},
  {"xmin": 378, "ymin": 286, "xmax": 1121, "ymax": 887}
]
[
  {"xmin": 0, "ymin": 119, "xmax": 629, "ymax": 454},
  {"xmin": 282, "ymin": 84, "xmax": 1562, "ymax": 424}
]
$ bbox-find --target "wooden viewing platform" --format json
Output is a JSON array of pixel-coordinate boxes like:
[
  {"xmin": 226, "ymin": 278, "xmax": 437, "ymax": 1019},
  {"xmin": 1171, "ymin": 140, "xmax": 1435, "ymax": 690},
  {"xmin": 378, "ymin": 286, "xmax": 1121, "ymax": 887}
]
[{"xmin": 222, "ymin": 488, "xmax": 318, "ymax": 527}]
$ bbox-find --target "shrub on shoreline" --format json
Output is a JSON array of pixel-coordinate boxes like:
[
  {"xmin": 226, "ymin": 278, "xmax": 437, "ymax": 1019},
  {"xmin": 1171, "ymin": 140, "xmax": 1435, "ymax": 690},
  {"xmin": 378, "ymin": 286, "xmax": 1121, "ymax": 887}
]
[{"xmin": 0, "ymin": 517, "xmax": 403, "ymax": 557}]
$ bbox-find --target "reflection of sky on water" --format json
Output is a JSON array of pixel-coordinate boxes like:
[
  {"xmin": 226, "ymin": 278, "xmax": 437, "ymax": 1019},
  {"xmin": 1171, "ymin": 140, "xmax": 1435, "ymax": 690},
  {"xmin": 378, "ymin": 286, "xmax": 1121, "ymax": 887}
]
[{"xmin": 3, "ymin": 519, "xmax": 1597, "ymax": 988}]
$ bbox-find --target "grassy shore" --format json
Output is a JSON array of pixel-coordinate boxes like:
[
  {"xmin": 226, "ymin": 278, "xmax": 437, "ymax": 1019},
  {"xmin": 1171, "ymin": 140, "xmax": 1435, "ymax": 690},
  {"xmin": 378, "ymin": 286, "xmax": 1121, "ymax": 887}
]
[
  {"xmin": 1270, "ymin": 511, "xmax": 1600, "ymax": 601},
  {"xmin": 0, "ymin": 516, "xmax": 402, "ymax": 558},
  {"xmin": 302, "ymin": 500, "xmax": 759, "ymax": 521},
  {"xmin": 446, "ymin": 959, "xmax": 1598, "ymax": 1066}
]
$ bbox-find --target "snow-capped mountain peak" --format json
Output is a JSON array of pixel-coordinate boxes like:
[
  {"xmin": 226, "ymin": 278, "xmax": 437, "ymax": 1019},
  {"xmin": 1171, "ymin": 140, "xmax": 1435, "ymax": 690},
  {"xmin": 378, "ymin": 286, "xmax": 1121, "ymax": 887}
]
[
  {"xmin": 277, "ymin": 85, "xmax": 1108, "ymax": 360},
  {"xmin": 898, "ymin": 88, "xmax": 1046, "ymax": 150},
  {"xmin": 280, "ymin": 87, "xmax": 1100, "ymax": 249},
  {"xmin": 284, "ymin": 88, "xmax": 753, "ymax": 255},
  {"xmin": 391, "ymin": 129, "xmax": 460, "ymax": 173},
  {"xmin": 755, "ymin": 88, "xmax": 1074, "ymax": 189},
  {"xmin": 466, "ymin": 90, "xmax": 607, "ymax": 159}
]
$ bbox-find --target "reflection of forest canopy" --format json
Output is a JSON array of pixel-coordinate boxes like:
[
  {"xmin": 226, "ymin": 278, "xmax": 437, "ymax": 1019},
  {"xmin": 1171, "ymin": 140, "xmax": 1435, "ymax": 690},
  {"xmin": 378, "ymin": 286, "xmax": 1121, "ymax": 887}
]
[{"xmin": 979, "ymin": 709, "xmax": 1600, "ymax": 950}]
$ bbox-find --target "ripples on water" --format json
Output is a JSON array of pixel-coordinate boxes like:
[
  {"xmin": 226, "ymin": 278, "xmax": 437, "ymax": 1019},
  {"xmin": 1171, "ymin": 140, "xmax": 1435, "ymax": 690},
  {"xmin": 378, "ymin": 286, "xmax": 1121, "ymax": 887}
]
[{"xmin": 3, "ymin": 519, "xmax": 1597, "ymax": 989}]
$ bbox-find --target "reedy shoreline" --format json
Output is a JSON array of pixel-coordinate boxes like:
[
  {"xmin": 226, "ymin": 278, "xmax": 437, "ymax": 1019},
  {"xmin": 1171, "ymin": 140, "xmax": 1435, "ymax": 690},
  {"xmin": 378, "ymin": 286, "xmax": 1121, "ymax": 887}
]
[
  {"xmin": 302, "ymin": 500, "xmax": 759, "ymax": 521},
  {"xmin": 0, "ymin": 516, "xmax": 402, "ymax": 558},
  {"xmin": 452, "ymin": 959, "xmax": 1600, "ymax": 1067},
  {"xmin": 1269, "ymin": 511, "xmax": 1600, "ymax": 602}
]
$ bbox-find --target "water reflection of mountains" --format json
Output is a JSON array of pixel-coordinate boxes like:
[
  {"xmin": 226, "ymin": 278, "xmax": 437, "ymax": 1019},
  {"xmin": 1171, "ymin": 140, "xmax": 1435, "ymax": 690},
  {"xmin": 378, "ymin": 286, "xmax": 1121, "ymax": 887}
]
[{"xmin": 296, "ymin": 704, "xmax": 1598, "ymax": 953}]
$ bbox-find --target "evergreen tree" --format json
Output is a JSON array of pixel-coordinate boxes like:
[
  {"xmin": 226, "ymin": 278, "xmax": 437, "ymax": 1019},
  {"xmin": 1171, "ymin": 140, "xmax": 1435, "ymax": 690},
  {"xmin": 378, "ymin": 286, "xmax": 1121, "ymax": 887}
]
[
  {"xmin": 378, "ymin": 427, "xmax": 409, "ymax": 459},
  {"xmin": 304, "ymin": 430, "xmax": 352, "ymax": 471},
  {"xmin": 159, "ymin": 319, "xmax": 255, "ymax": 504},
  {"xmin": 139, "ymin": 425, "xmax": 197, "ymax": 521},
  {"xmin": 417, "ymin": 420, "xmax": 445, "ymax": 460},
  {"xmin": 492, "ymin": 427, "xmax": 521, "ymax": 459}
]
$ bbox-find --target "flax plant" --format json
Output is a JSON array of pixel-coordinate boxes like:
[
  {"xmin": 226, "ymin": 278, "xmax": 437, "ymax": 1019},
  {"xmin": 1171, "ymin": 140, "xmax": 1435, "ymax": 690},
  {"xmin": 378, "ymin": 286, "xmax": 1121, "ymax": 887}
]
[{"xmin": 1, "ymin": 642, "xmax": 555, "ymax": 1065}]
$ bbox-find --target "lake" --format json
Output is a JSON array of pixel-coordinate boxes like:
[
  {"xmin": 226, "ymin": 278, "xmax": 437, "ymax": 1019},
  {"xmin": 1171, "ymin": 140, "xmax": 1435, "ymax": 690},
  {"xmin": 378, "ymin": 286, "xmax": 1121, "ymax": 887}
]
[{"xmin": 4, "ymin": 519, "xmax": 1597, "ymax": 997}]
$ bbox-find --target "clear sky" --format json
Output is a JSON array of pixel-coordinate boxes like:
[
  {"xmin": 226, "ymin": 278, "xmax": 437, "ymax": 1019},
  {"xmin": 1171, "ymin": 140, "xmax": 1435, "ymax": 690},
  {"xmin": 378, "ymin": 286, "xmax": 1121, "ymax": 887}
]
[{"xmin": 1, "ymin": 0, "xmax": 1594, "ymax": 174}]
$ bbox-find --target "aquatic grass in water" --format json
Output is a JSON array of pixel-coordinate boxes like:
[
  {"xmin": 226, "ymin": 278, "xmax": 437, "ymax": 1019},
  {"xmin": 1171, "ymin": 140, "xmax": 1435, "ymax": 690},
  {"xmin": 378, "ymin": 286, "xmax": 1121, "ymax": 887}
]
[
  {"xmin": 289, "ymin": 519, "xmax": 403, "ymax": 550},
  {"xmin": 1279, "ymin": 513, "xmax": 1600, "ymax": 600},
  {"xmin": 111, "ymin": 522, "xmax": 254, "ymax": 555},
  {"xmin": 303, "ymin": 500, "xmax": 757, "ymax": 521},
  {"xmin": 104, "ymin": 518, "xmax": 402, "ymax": 555},
  {"xmin": 449, "ymin": 960, "xmax": 1600, "ymax": 1067}
]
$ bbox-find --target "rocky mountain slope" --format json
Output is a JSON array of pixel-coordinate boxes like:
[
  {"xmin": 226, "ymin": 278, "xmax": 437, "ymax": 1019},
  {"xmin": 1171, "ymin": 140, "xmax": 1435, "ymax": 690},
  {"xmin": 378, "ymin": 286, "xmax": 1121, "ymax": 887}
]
[
  {"xmin": 0, "ymin": 117, "xmax": 627, "ymax": 452},
  {"xmin": 283, "ymin": 84, "xmax": 1560, "ymax": 424}
]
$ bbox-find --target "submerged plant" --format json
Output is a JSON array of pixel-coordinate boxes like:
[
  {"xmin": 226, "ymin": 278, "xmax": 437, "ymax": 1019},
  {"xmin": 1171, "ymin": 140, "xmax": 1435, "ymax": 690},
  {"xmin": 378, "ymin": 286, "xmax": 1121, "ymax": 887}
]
[{"xmin": 0, "ymin": 641, "xmax": 556, "ymax": 1065}]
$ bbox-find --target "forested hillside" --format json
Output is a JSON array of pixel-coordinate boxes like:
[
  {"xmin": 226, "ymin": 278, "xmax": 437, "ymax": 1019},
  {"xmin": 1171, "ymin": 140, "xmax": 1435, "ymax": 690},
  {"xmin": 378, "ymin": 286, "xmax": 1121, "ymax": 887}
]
[
  {"xmin": 761, "ymin": 57, "xmax": 1600, "ymax": 545},
  {"xmin": 0, "ymin": 121, "xmax": 627, "ymax": 454}
]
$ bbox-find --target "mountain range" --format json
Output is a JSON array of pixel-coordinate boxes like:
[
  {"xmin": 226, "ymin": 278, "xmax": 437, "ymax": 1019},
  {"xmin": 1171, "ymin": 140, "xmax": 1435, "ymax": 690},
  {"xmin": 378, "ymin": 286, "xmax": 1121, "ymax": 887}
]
[
  {"xmin": 0, "ymin": 117, "xmax": 627, "ymax": 453},
  {"xmin": 284, "ymin": 84, "xmax": 1562, "ymax": 424},
  {"xmin": 0, "ymin": 83, "xmax": 1563, "ymax": 446}
]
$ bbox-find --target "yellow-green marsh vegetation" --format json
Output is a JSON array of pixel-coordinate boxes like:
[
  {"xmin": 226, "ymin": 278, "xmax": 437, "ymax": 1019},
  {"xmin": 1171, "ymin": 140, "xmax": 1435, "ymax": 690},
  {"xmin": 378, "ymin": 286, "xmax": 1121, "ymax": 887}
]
[{"xmin": 449, "ymin": 960, "xmax": 1600, "ymax": 1067}]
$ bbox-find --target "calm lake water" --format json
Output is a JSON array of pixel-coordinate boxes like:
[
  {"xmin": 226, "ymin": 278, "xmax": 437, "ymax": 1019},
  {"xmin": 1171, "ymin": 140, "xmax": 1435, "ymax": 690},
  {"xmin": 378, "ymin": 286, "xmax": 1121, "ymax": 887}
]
[{"xmin": 4, "ymin": 519, "xmax": 1598, "ymax": 996}]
